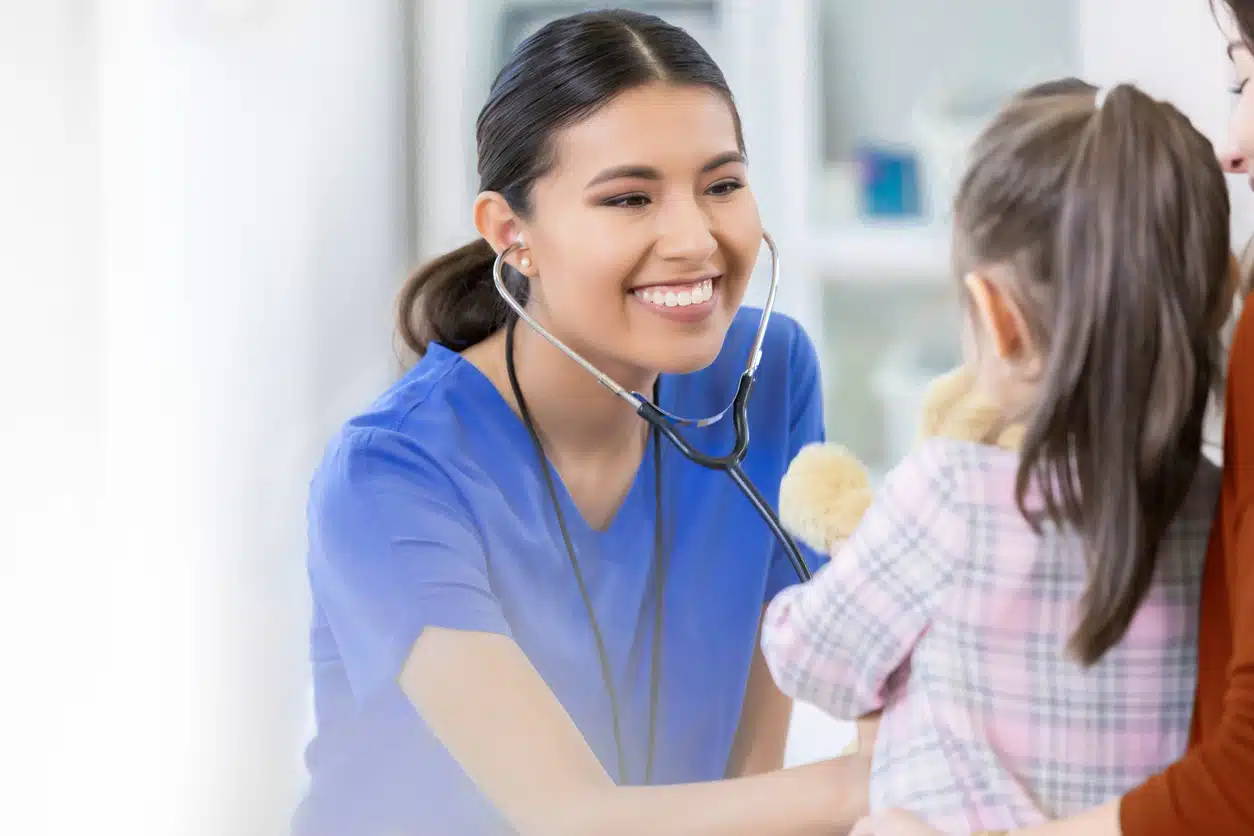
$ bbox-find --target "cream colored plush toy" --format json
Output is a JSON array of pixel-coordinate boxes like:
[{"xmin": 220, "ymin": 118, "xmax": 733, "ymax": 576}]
[
  {"xmin": 776, "ymin": 364, "xmax": 1024, "ymax": 753},
  {"xmin": 779, "ymin": 365, "xmax": 1023, "ymax": 557}
]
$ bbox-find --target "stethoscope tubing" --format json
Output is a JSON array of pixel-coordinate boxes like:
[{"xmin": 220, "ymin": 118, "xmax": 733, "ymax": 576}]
[{"xmin": 491, "ymin": 232, "xmax": 812, "ymax": 583}]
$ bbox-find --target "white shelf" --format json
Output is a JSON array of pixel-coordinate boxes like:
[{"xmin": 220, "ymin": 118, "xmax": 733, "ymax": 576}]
[{"xmin": 806, "ymin": 221, "xmax": 952, "ymax": 282}]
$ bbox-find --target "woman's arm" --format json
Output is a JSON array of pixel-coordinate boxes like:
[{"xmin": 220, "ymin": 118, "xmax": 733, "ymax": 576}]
[
  {"xmin": 726, "ymin": 608, "xmax": 796, "ymax": 777},
  {"xmin": 1012, "ymin": 803, "xmax": 1122, "ymax": 836},
  {"xmin": 405, "ymin": 626, "xmax": 871, "ymax": 836}
]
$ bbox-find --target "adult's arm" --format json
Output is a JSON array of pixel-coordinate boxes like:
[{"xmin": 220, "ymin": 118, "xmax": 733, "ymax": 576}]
[
  {"xmin": 309, "ymin": 428, "xmax": 869, "ymax": 836},
  {"xmin": 1114, "ymin": 302, "xmax": 1254, "ymax": 835},
  {"xmin": 406, "ymin": 626, "xmax": 870, "ymax": 836},
  {"xmin": 726, "ymin": 609, "xmax": 797, "ymax": 777}
]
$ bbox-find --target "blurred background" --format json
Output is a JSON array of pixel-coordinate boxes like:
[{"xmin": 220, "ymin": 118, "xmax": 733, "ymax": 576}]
[{"xmin": 2, "ymin": 1, "xmax": 1250, "ymax": 833}]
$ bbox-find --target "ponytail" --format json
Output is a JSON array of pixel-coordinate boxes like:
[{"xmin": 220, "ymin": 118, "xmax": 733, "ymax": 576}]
[
  {"xmin": 395, "ymin": 239, "xmax": 528, "ymax": 360},
  {"xmin": 1012, "ymin": 84, "xmax": 1230, "ymax": 664}
]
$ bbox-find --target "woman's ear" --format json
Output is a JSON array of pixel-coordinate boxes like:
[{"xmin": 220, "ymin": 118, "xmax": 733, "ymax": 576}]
[
  {"xmin": 472, "ymin": 191, "xmax": 535, "ymax": 277},
  {"xmin": 963, "ymin": 271, "xmax": 1035, "ymax": 366}
]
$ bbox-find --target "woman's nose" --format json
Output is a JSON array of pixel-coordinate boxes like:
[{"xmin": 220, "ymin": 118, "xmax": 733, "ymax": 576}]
[
  {"xmin": 1220, "ymin": 150, "xmax": 1249, "ymax": 174},
  {"xmin": 657, "ymin": 198, "xmax": 717, "ymax": 261}
]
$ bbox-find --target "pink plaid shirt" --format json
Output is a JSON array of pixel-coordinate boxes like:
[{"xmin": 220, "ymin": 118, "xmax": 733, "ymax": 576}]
[{"xmin": 762, "ymin": 439, "xmax": 1218, "ymax": 834}]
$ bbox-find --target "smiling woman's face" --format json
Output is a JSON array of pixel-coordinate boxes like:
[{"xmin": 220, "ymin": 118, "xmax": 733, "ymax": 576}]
[
  {"xmin": 499, "ymin": 81, "xmax": 763, "ymax": 380},
  {"xmin": 1225, "ymin": 40, "xmax": 1254, "ymax": 182},
  {"xmin": 1221, "ymin": 35, "xmax": 1254, "ymax": 301}
]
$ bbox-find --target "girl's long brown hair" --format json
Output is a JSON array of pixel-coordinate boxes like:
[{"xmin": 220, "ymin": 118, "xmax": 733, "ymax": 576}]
[{"xmin": 953, "ymin": 79, "xmax": 1231, "ymax": 665}]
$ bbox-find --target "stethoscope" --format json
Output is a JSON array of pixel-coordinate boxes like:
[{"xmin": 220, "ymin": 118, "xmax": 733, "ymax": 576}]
[
  {"xmin": 493, "ymin": 230, "xmax": 813, "ymax": 585},
  {"xmin": 492, "ymin": 231, "xmax": 813, "ymax": 788}
]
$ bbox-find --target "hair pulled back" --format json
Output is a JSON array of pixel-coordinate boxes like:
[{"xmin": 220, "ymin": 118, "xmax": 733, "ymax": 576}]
[
  {"xmin": 397, "ymin": 9, "xmax": 743, "ymax": 359},
  {"xmin": 953, "ymin": 77, "xmax": 1231, "ymax": 665}
]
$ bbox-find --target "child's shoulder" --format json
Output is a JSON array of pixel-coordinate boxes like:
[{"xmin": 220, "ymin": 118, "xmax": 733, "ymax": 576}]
[
  {"xmin": 896, "ymin": 439, "xmax": 1222, "ymax": 528},
  {"xmin": 895, "ymin": 436, "xmax": 1020, "ymax": 483},
  {"xmin": 883, "ymin": 437, "xmax": 1020, "ymax": 514}
]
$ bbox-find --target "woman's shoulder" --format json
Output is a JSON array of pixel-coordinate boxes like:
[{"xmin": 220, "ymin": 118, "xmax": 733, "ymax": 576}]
[
  {"xmin": 696, "ymin": 307, "xmax": 821, "ymax": 413},
  {"xmin": 682, "ymin": 307, "xmax": 824, "ymax": 449},
  {"xmin": 717, "ymin": 306, "xmax": 819, "ymax": 376},
  {"xmin": 350, "ymin": 344, "xmax": 477, "ymax": 433},
  {"xmin": 310, "ymin": 346, "xmax": 496, "ymax": 508},
  {"xmin": 1232, "ymin": 299, "xmax": 1254, "ymax": 391}
]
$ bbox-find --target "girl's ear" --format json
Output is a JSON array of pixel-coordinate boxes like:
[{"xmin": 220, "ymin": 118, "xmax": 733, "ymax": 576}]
[
  {"xmin": 964, "ymin": 271, "xmax": 1021, "ymax": 357},
  {"xmin": 963, "ymin": 271, "xmax": 1039, "ymax": 372}
]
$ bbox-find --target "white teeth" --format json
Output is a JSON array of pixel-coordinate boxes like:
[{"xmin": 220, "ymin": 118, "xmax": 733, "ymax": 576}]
[{"xmin": 633, "ymin": 278, "xmax": 715, "ymax": 308}]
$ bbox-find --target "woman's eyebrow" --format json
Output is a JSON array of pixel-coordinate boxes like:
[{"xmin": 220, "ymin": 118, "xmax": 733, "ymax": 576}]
[{"xmin": 584, "ymin": 151, "xmax": 745, "ymax": 189}]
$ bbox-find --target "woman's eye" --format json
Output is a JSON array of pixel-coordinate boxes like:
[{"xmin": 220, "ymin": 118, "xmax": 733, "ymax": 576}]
[
  {"xmin": 707, "ymin": 179, "xmax": 744, "ymax": 197},
  {"xmin": 603, "ymin": 193, "xmax": 651, "ymax": 208},
  {"xmin": 1231, "ymin": 78, "xmax": 1248, "ymax": 96},
  {"xmin": 601, "ymin": 180, "xmax": 743, "ymax": 207}
]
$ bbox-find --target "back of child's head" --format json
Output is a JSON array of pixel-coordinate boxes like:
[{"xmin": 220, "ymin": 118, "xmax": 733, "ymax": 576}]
[{"xmin": 952, "ymin": 77, "xmax": 1233, "ymax": 665}]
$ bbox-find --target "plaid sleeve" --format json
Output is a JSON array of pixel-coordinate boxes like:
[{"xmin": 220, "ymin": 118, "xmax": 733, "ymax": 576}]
[{"xmin": 760, "ymin": 440, "xmax": 968, "ymax": 718}]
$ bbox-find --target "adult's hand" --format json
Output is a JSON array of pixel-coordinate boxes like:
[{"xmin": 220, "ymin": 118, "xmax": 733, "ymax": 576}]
[{"xmin": 850, "ymin": 809, "xmax": 947, "ymax": 836}]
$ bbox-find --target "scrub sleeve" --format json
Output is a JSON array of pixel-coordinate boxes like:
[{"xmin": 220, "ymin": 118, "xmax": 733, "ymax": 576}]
[{"xmin": 307, "ymin": 427, "xmax": 509, "ymax": 703}]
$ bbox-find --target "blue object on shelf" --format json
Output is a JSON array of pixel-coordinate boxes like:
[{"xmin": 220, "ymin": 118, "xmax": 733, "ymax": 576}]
[{"xmin": 856, "ymin": 145, "xmax": 922, "ymax": 219}]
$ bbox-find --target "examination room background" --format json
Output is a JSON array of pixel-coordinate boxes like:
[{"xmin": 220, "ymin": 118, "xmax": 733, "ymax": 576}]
[{"xmin": 2, "ymin": 1, "xmax": 1250, "ymax": 834}]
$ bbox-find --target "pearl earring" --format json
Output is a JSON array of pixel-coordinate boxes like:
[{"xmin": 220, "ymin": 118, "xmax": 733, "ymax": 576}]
[{"xmin": 519, "ymin": 255, "xmax": 531, "ymax": 269}]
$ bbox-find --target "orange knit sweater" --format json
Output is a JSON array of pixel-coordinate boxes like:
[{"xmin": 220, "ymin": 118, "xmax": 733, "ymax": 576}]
[{"xmin": 1119, "ymin": 302, "xmax": 1254, "ymax": 835}]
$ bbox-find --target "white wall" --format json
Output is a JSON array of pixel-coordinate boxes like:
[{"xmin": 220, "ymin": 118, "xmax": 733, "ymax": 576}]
[
  {"xmin": 0, "ymin": 2, "xmax": 104, "ymax": 834},
  {"xmin": 100, "ymin": 2, "xmax": 412, "ymax": 832},
  {"xmin": 3, "ymin": 2, "xmax": 412, "ymax": 834}
]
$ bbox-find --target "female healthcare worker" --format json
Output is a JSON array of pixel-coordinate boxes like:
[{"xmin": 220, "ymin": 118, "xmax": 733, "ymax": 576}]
[{"xmin": 293, "ymin": 9, "xmax": 870, "ymax": 836}]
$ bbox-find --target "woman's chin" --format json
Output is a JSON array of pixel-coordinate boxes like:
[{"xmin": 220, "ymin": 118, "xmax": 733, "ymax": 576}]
[{"xmin": 646, "ymin": 333, "xmax": 729, "ymax": 377}]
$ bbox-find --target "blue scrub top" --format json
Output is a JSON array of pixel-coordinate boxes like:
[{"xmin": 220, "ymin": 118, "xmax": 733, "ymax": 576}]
[{"xmin": 293, "ymin": 307, "xmax": 827, "ymax": 835}]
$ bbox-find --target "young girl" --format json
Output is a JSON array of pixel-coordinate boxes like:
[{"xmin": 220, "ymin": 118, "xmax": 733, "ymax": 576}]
[{"xmin": 761, "ymin": 78, "xmax": 1237, "ymax": 835}]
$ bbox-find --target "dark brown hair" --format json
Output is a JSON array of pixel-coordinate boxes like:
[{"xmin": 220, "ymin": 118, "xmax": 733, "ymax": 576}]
[
  {"xmin": 396, "ymin": 9, "xmax": 745, "ymax": 359},
  {"xmin": 953, "ymin": 78, "xmax": 1231, "ymax": 665},
  {"xmin": 1217, "ymin": 0, "xmax": 1254, "ymax": 48}
]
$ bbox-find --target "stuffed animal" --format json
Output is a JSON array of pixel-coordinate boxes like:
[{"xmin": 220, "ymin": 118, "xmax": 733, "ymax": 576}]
[
  {"xmin": 779, "ymin": 365, "xmax": 1023, "ymax": 556},
  {"xmin": 776, "ymin": 364, "xmax": 1024, "ymax": 754}
]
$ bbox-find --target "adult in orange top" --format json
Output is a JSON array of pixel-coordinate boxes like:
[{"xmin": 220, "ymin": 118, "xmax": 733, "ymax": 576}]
[{"xmin": 851, "ymin": 2, "xmax": 1254, "ymax": 835}]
